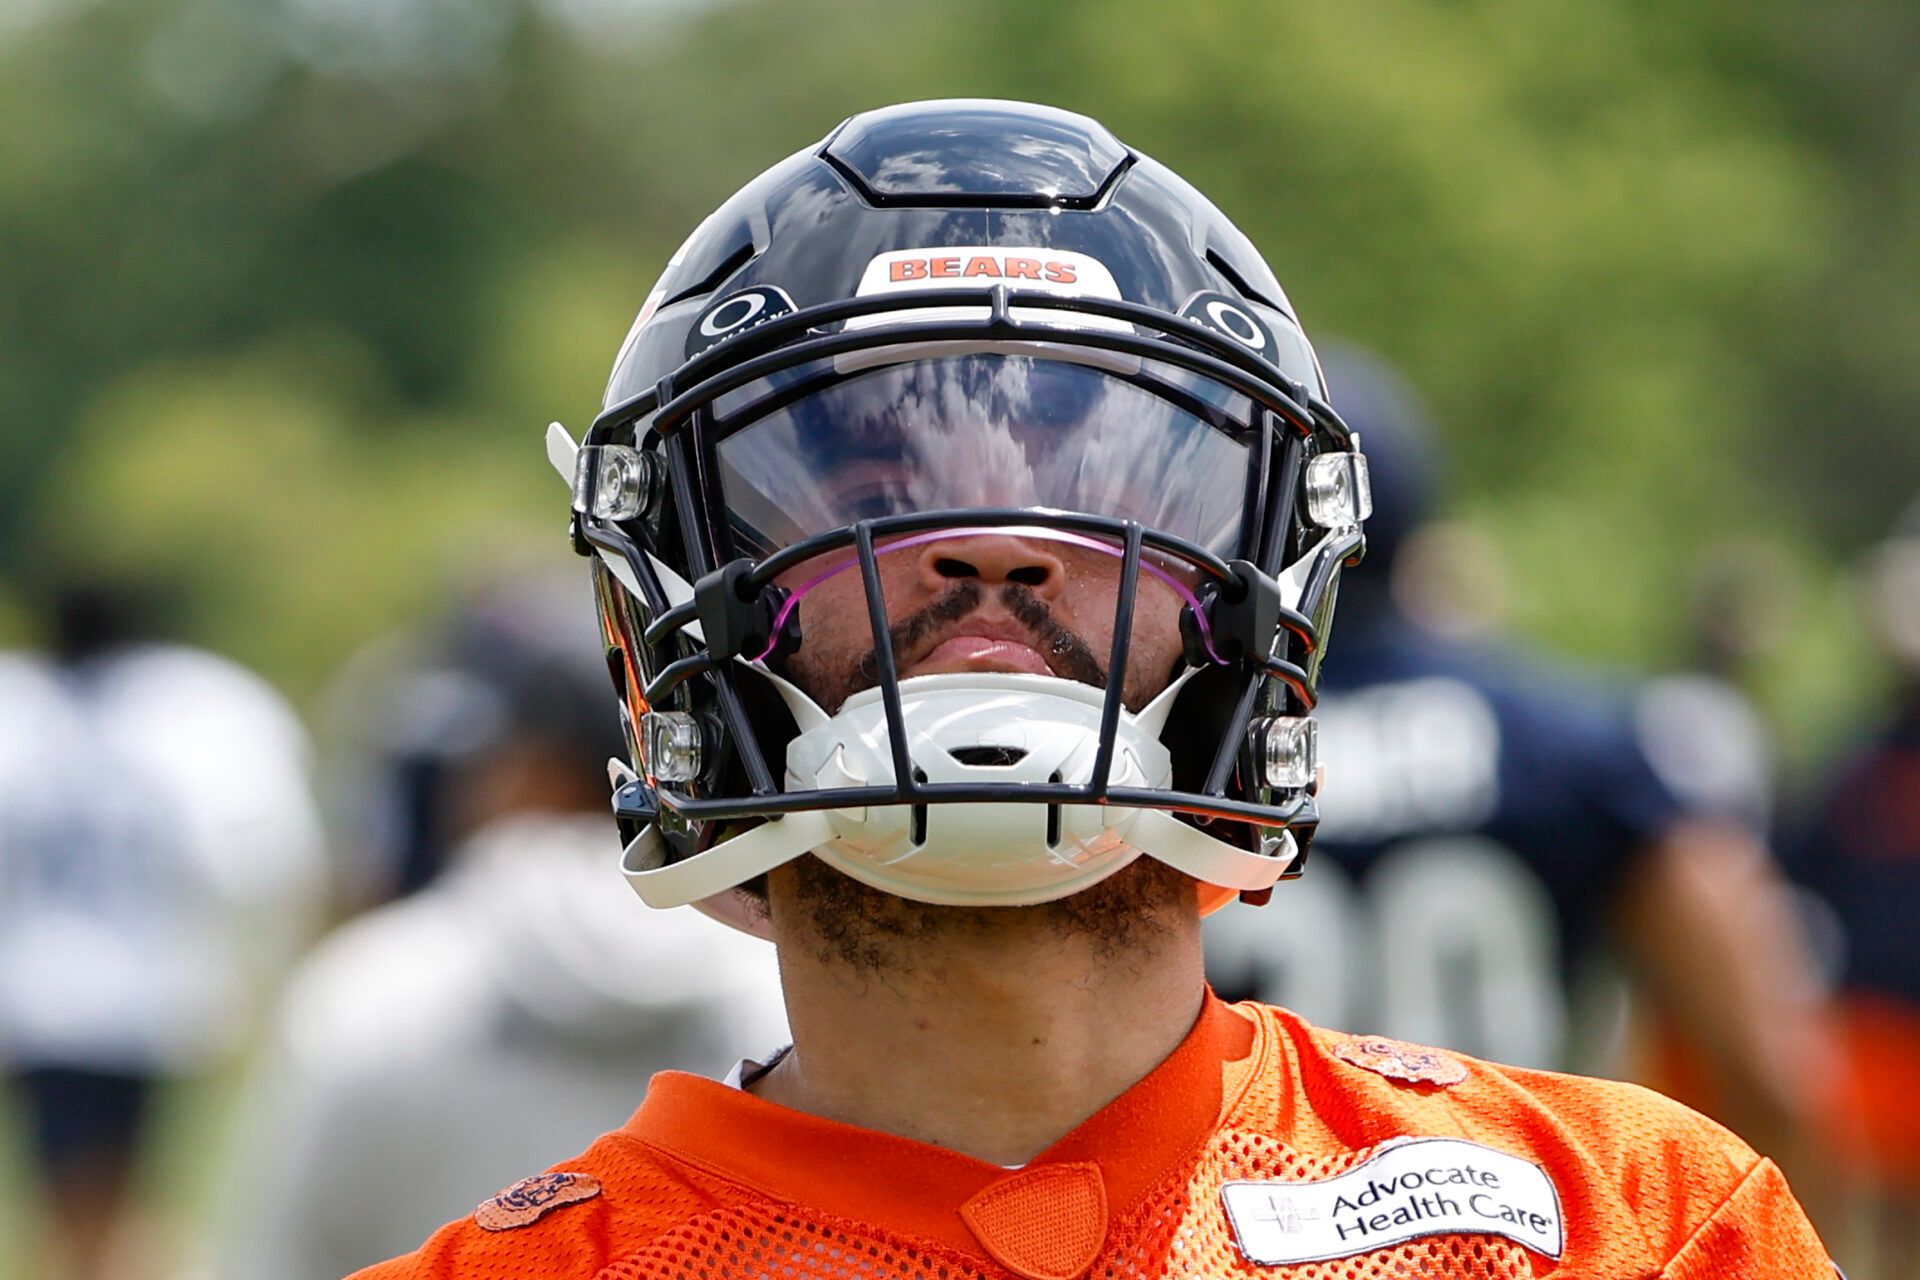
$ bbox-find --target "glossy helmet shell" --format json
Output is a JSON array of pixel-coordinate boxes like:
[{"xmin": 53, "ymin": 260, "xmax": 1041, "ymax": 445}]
[
  {"xmin": 566, "ymin": 99, "xmax": 1363, "ymax": 911},
  {"xmin": 606, "ymin": 101, "xmax": 1324, "ymax": 408}
]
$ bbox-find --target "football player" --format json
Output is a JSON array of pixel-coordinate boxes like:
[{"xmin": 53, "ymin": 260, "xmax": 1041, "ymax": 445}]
[
  {"xmin": 358, "ymin": 100, "xmax": 1834, "ymax": 1278},
  {"xmin": 0, "ymin": 576, "xmax": 325, "ymax": 1280}
]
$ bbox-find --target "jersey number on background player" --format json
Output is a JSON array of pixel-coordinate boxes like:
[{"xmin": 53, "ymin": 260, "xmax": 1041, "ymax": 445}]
[{"xmin": 1205, "ymin": 836, "xmax": 1565, "ymax": 1068}]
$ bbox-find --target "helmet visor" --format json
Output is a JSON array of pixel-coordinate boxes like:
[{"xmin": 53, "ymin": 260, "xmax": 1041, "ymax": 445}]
[{"xmin": 711, "ymin": 353, "xmax": 1255, "ymax": 559}]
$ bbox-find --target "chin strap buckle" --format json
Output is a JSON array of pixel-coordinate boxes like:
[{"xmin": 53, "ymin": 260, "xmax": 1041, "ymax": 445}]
[
  {"xmin": 608, "ymin": 763, "xmax": 660, "ymax": 850},
  {"xmin": 1275, "ymin": 824, "xmax": 1312, "ymax": 880}
]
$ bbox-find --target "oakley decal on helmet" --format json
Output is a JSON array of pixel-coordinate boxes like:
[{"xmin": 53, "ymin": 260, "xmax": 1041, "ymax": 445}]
[{"xmin": 545, "ymin": 99, "xmax": 1368, "ymax": 932}]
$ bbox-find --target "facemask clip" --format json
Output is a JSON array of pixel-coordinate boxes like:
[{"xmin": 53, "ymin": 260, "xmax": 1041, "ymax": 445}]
[
  {"xmin": 1183, "ymin": 560, "xmax": 1285, "ymax": 666},
  {"xmin": 694, "ymin": 560, "xmax": 799, "ymax": 662}
]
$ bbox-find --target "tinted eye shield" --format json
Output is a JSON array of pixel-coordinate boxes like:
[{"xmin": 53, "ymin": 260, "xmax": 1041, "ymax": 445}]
[
  {"xmin": 709, "ymin": 353, "xmax": 1258, "ymax": 560},
  {"xmin": 573, "ymin": 285, "xmax": 1362, "ymax": 840}
]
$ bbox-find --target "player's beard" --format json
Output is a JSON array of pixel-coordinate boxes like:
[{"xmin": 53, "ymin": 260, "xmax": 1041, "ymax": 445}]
[
  {"xmin": 776, "ymin": 853, "xmax": 1196, "ymax": 977},
  {"xmin": 778, "ymin": 580, "xmax": 1111, "ymax": 715}
]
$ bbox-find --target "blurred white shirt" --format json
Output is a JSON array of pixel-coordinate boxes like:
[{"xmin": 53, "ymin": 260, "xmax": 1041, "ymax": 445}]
[
  {"xmin": 1635, "ymin": 672, "xmax": 1776, "ymax": 834},
  {"xmin": 0, "ymin": 645, "xmax": 325, "ymax": 1073}
]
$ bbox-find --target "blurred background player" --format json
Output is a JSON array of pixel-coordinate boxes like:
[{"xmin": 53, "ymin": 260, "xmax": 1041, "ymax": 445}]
[
  {"xmin": 1787, "ymin": 497, "xmax": 1920, "ymax": 1279},
  {"xmin": 1636, "ymin": 539, "xmax": 1796, "ymax": 839},
  {"xmin": 212, "ymin": 571, "xmax": 788, "ymax": 1280},
  {"xmin": 313, "ymin": 559, "xmax": 612, "ymax": 909},
  {"xmin": 0, "ymin": 573, "xmax": 325, "ymax": 1280},
  {"xmin": 1622, "ymin": 539, "xmax": 1840, "ymax": 1160},
  {"xmin": 1203, "ymin": 346, "xmax": 1839, "ymax": 1187}
]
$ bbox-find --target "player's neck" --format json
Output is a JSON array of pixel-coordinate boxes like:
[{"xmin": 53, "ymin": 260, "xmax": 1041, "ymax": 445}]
[{"xmin": 753, "ymin": 865, "xmax": 1207, "ymax": 1166}]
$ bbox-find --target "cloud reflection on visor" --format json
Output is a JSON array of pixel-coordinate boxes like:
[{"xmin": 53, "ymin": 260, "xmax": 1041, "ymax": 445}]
[{"xmin": 713, "ymin": 354, "xmax": 1253, "ymax": 558}]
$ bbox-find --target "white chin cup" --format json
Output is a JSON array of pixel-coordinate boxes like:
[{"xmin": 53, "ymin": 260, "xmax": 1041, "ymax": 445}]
[
  {"xmin": 621, "ymin": 670, "xmax": 1295, "ymax": 923},
  {"xmin": 791, "ymin": 673, "xmax": 1164, "ymax": 904}
]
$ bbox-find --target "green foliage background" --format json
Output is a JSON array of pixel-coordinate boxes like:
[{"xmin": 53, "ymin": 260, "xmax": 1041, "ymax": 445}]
[
  {"xmin": 4, "ymin": 0, "xmax": 1917, "ymax": 739},
  {"xmin": 0, "ymin": 0, "xmax": 1916, "ymax": 1267}
]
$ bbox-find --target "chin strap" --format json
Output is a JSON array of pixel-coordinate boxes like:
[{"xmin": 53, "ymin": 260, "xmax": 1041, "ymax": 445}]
[
  {"xmin": 620, "ymin": 803, "xmax": 1293, "ymax": 914},
  {"xmin": 621, "ymin": 810, "xmax": 836, "ymax": 909},
  {"xmin": 1125, "ymin": 810, "xmax": 1296, "ymax": 891}
]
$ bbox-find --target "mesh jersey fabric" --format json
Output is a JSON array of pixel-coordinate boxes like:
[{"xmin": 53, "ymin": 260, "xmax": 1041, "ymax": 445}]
[{"xmin": 352, "ymin": 995, "xmax": 1830, "ymax": 1280}]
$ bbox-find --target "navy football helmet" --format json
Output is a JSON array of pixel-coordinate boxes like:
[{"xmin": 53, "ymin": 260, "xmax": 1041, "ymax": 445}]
[{"xmin": 548, "ymin": 100, "xmax": 1367, "ymax": 928}]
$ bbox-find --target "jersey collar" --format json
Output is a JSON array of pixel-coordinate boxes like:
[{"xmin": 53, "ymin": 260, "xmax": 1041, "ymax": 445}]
[{"xmin": 620, "ymin": 989, "xmax": 1267, "ymax": 1259}]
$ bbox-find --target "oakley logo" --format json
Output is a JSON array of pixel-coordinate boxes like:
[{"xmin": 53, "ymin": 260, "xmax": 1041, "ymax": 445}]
[
  {"xmin": 1181, "ymin": 291, "xmax": 1276, "ymax": 355},
  {"xmin": 686, "ymin": 286, "xmax": 797, "ymax": 358}
]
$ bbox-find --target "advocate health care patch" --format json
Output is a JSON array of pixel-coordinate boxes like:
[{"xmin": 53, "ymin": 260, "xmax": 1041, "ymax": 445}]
[{"xmin": 1220, "ymin": 1137, "xmax": 1564, "ymax": 1266}]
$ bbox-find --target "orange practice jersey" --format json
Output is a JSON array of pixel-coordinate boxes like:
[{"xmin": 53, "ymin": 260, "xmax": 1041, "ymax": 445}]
[{"xmin": 355, "ymin": 995, "xmax": 1832, "ymax": 1279}]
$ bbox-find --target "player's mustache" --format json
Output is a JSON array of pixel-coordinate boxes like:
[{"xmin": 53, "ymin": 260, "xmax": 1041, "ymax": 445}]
[{"xmin": 849, "ymin": 582, "xmax": 1107, "ymax": 692}]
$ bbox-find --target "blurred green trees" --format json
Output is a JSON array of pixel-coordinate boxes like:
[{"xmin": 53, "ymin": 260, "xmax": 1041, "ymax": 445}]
[{"xmin": 1, "ymin": 0, "xmax": 1915, "ymax": 750}]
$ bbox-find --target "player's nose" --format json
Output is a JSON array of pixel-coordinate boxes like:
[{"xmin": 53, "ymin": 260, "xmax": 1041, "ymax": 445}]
[{"xmin": 915, "ymin": 532, "xmax": 1067, "ymax": 600}]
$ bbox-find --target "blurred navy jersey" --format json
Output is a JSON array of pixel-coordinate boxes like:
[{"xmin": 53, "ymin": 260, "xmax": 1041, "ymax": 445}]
[
  {"xmin": 1205, "ymin": 617, "xmax": 1686, "ymax": 1070},
  {"xmin": 1791, "ymin": 701, "xmax": 1920, "ymax": 1006},
  {"xmin": 1785, "ymin": 699, "xmax": 1920, "ymax": 1186}
]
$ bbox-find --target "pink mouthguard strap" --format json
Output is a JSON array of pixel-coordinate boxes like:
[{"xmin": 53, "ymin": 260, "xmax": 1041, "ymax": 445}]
[{"xmin": 747, "ymin": 525, "xmax": 1227, "ymax": 666}]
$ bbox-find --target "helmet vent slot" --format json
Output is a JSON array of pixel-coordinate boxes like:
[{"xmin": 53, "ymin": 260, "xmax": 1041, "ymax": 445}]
[
  {"xmin": 1045, "ymin": 771, "xmax": 1063, "ymax": 849},
  {"xmin": 948, "ymin": 746, "xmax": 1028, "ymax": 767},
  {"xmin": 910, "ymin": 766, "xmax": 928, "ymax": 846},
  {"xmin": 664, "ymin": 237, "xmax": 755, "ymax": 310},
  {"xmin": 1205, "ymin": 248, "xmax": 1282, "ymax": 312}
]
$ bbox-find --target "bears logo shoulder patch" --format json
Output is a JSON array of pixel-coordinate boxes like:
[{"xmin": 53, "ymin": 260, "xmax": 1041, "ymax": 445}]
[
  {"xmin": 474, "ymin": 1171, "xmax": 603, "ymax": 1232},
  {"xmin": 1334, "ymin": 1035, "xmax": 1468, "ymax": 1087}
]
